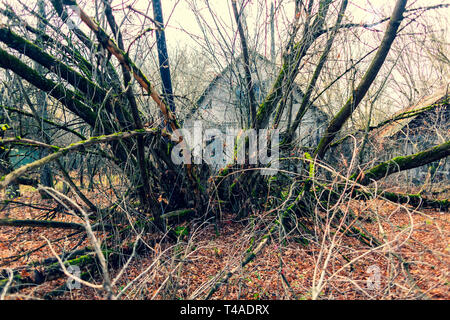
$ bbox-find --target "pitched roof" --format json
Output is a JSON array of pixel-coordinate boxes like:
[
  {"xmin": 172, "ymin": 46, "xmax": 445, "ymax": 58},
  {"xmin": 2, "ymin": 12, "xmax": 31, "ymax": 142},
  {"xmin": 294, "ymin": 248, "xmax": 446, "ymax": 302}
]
[
  {"xmin": 195, "ymin": 51, "xmax": 272, "ymax": 106},
  {"xmin": 373, "ymin": 83, "xmax": 449, "ymax": 139},
  {"xmin": 188, "ymin": 51, "xmax": 327, "ymax": 121}
]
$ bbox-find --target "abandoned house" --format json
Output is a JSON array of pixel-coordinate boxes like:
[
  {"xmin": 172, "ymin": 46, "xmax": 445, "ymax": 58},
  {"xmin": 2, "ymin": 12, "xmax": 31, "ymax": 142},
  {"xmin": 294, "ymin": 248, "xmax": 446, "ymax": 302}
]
[
  {"xmin": 372, "ymin": 84, "xmax": 449, "ymax": 185},
  {"xmin": 182, "ymin": 52, "xmax": 328, "ymax": 169},
  {"xmin": 332, "ymin": 84, "xmax": 449, "ymax": 186}
]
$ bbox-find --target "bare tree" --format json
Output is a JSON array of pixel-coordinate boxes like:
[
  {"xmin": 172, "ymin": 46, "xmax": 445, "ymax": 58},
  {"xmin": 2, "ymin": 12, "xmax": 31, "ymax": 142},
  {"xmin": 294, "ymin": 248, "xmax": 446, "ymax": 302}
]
[{"xmin": 0, "ymin": 0, "xmax": 448, "ymax": 299}]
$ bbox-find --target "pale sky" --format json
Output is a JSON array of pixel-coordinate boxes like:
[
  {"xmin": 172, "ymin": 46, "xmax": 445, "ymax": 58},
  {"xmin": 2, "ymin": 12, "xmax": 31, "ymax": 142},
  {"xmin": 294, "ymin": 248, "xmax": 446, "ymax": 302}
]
[
  {"xmin": 2, "ymin": 0, "xmax": 448, "ymax": 115},
  {"xmin": 148, "ymin": 0, "xmax": 449, "ymax": 50},
  {"xmin": 5, "ymin": 0, "xmax": 447, "ymax": 54}
]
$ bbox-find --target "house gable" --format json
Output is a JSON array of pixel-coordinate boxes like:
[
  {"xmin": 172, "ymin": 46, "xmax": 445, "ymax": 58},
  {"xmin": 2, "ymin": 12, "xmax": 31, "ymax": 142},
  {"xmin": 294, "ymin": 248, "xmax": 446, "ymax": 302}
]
[{"xmin": 185, "ymin": 52, "xmax": 328, "ymax": 148}]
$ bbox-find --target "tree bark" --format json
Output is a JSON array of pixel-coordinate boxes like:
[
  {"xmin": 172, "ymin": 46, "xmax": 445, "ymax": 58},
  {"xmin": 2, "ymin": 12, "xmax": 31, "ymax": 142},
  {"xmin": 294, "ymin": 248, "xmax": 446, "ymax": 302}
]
[
  {"xmin": 351, "ymin": 140, "xmax": 450, "ymax": 185},
  {"xmin": 0, "ymin": 128, "xmax": 162, "ymax": 190},
  {"xmin": 232, "ymin": 0, "xmax": 257, "ymax": 129},
  {"xmin": 314, "ymin": 0, "xmax": 407, "ymax": 159}
]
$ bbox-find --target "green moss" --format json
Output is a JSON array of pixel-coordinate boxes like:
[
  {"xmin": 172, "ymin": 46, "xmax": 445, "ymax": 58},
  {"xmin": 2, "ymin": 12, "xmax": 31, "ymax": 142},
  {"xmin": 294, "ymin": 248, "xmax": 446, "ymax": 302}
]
[
  {"xmin": 304, "ymin": 152, "xmax": 315, "ymax": 178},
  {"xmin": 161, "ymin": 209, "xmax": 194, "ymax": 220},
  {"xmin": 47, "ymin": 254, "xmax": 93, "ymax": 271},
  {"xmin": 175, "ymin": 226, "xmax": 189, "ymax": 237},
  {"xmin": 0, "ymin": 274, "xmax": 24, "ymax": 290},
  {"xmin": 219, "ymin": 167, "xmax": 229, "ymax": 176}
]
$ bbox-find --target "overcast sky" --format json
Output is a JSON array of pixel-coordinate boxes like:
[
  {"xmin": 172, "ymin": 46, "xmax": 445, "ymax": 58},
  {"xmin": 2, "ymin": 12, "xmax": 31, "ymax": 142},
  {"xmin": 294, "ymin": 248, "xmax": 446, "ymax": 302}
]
[
  {"xmin": 6, "ymin": 0, "xmax": 446, "ymax": 55},
  {"xmin": 142, "ymin": 0, "xmax": 449, "ymax": 50}
]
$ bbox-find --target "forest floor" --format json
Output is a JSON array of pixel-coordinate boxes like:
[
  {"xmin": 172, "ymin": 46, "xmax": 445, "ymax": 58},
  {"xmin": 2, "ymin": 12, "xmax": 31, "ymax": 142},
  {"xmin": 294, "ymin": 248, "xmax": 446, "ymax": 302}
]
[{"xmin": 0, "ymin": 184, "xmax": 448, "ymax": 300}]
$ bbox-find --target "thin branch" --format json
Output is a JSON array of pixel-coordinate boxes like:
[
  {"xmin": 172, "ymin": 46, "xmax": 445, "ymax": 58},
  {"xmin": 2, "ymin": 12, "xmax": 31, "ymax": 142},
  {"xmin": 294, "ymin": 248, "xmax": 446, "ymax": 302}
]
[
  {"xmin": 314, "ymin": 0, "xmax": 408, "ymax": 159},
  {"xmin": 0, "ymin": 127, "xmax": 162, "ymax": 190}
]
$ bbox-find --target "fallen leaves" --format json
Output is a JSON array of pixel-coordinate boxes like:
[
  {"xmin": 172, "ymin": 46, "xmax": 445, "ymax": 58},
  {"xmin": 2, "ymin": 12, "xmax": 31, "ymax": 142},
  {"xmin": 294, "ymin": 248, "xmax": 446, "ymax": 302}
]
[{"xmin": 0, "ymin": 186, "xmax": 448, "ymax": 300}]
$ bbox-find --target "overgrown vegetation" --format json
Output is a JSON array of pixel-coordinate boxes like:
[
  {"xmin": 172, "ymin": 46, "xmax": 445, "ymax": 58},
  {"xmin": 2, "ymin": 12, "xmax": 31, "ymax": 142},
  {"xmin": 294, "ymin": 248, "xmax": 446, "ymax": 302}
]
[{"xmin": 0, "ymin": 0, "xmax": 448, "ymax": 300}]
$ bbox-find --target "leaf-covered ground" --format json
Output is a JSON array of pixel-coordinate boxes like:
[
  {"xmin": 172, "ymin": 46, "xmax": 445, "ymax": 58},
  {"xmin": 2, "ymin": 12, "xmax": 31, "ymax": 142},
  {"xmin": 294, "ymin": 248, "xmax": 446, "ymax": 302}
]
[{"xmin": 0, "ymin": 186, "xmax": 448, "ymax": 300}]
